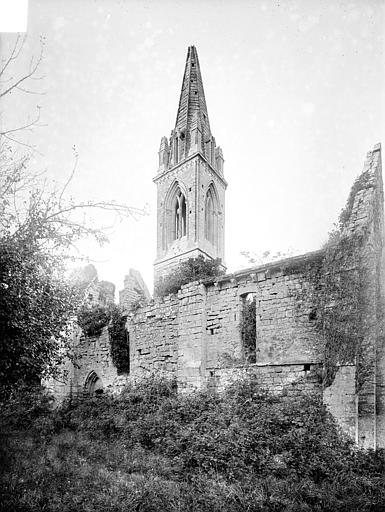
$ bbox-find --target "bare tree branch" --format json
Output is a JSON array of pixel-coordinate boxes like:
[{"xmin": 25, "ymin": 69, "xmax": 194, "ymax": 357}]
[
  {"xmin": 2, "ymin": 133, "xmax": 41, "ymax": 153},
  {"xmin": 0, "ymin": 34, "xmax": 25, "ymax": 78},
  {"xmin": 0, "ymin": 106, "xmax": 43, "ymax": 136},
  {"xmin": 0, "ymin": 37, "xmax": 44, "ymax": 99},
  {"xmin": 59, "ymin": 149, "xmax": 79, "ymax": 204},
  {"xmin": 15, "ymin": 85, "xmax": 46, "ymax": 95}
]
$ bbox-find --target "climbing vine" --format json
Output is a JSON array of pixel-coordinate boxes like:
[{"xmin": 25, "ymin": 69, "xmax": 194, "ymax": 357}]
[
  {"xmin": 319, "ymin": 234, "xmax": 366, "ymax": 388},
  {"xmin": 338, "ymin": 170, "xmax": 373, "ymax": 227},
  {"xmin": 287, "ymin": 232, "xmax": 368, "ymax": 389}
]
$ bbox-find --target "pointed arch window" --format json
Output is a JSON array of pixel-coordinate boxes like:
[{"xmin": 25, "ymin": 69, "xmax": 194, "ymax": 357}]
[
  {"xmin": 205, "ymin": 186, "xmax": 216, "ymax": 245},
  {"xmin": 172, "ymin": 189, "xmax": 187, "ymax": 240}
]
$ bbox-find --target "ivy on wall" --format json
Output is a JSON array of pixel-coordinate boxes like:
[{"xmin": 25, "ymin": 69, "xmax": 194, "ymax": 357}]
[
  {"xmin": 338, "ymin": 170, "xmax": 373, "ymax": 227},
  {"xmin": 286, "ymin": 230, "xmax": 369, "ymax": 389},
  {"xmin": 77, "ymin": 304, "xmax": 111, "ymax": 338},
  {"xmin": 283, "ymin": 163, "xmax": 379, "ymax": 390},
  {"xmin": 317, "ymin": 233, "xmax": 366, "ymax": 388}
]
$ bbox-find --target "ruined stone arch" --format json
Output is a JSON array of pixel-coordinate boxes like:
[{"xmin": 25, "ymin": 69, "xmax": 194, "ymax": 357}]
[
  {"xmin": 84, "ymin": 370, "xmax": 104, "ymax": 396},
  {"xmin": 205, "ymin": 182, "xmax": 219, "ymax": 246},
  {"xmin": 163, "ymin": 180, "xmax": 188, "ymax": 248}
]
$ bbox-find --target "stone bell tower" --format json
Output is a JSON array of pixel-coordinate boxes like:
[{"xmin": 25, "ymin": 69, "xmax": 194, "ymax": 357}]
[{"xmin": 154, "ymin": 46, "xmax": 227, "ymax": 287}]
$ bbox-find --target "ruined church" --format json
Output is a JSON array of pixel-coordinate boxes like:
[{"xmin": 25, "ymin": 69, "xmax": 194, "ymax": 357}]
[{"xmin": 48, "ymin": 47, "xmax": 385, "ymax": 450}]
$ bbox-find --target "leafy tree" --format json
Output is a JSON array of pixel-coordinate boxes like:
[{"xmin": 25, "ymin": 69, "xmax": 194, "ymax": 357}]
[{"xmin": 0, "ymin": 240, "xmax": 78, "ymax": 390}]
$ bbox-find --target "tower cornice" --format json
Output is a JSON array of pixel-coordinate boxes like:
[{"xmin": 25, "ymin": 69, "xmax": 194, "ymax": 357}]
[{"xmin": 154, "ymin": 152, "xmax": 228, "ymax": 188}]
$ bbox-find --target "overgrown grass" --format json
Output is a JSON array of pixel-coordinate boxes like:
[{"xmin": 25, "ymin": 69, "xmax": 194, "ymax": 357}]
[{"xmin": 1, "ymin": 378, "xmax": 384, "ymax": 511}]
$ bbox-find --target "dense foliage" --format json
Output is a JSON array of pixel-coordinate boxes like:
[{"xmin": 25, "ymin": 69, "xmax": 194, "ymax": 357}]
[
  {"xmin": 155, "ymin": 255, "xmax": 225, "ymax": 298},
  {"xmin": 108, "ymin": 306, "xmax": 129, "ymax": 374},
  {"xmin": 77, "ymin": 304, "xmax": 112, "ymax": 337},
  {"xmin": 1, "ymin": 378, "xmax": 384, "ymax": 511}
]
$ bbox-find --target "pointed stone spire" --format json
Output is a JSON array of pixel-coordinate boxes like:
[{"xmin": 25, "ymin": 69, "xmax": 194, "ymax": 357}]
[
  {"xmin": 170, "ymin": 46, "xmax": 213, "ymax": 163},
  {"xmin": 175, "ymin": 46, "xmax": 211, "ymax": 134}
]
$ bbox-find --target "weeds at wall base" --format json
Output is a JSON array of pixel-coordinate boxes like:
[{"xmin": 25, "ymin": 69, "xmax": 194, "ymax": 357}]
[{"xmin": 1, "ymin": 378, "xmax": 385, "ymax": 511}]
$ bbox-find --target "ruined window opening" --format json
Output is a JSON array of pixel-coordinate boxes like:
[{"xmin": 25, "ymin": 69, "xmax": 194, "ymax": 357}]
[
  {"xmin": 240, "ymin": 293, "xmax": 257, "ymax": 363},
  {"xmin": 303, "ymin": 363, "xmax": 311, "ymax": 372},
  {"xmin": 210, "ymin": 328, "xmax": 214, "ymax": 335},
  {"xmin": 308, "ymin": 309, "xmax": 317, "ymax": 321}
]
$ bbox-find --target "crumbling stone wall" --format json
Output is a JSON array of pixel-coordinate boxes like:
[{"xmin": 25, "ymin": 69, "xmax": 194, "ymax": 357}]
[
  {"xmin": 129, "ymin": 256, "xmax": 325, "ymax": 395},
  {"xmin": 208, "ymin": 363, "xmax": 322, "ymax": 396},
  {"xmin": 129, "ymin": 294, "xmax": 179, "ymax": 378},
  {"xmin": 120, "ymin": 269, "xmax": 151, "ymax": 313},
  {"xmin": 204, "ymin": 251, "xmax": 325, "ymax": 370},
  {"xmin": 71, "ymin": 327, "xmax": 121, "ymax": 396},
  {"xmin": 45, "ymin": 326, "xmax": 124, "ymax": 401},
  {"xmin": 46, "ymin": 267, "xmax": 138, "ymax": 401}
]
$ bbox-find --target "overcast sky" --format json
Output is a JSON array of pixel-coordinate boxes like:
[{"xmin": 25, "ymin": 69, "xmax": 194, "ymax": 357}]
[{"xmin": 1, "ymin": 0, "xmax": 384, "ymax": 294}]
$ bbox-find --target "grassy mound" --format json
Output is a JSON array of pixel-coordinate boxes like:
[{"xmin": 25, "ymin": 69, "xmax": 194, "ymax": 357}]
[{"xmin": 1, "ymin": 378, "xmax": 384, "ymax": 511}]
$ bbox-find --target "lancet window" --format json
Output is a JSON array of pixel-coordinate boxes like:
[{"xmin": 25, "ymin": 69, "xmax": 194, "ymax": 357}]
[
  {"xmin": 205, "ymin": 186, "xmax": 216, "ymax": 245},
  {"xmin": 172, "ymin": 189, "xmax": 187, "ymax": 240}
]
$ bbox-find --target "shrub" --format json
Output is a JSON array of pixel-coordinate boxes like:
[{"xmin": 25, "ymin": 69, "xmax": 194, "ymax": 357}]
[
  {"xmin": 155, "ymin": 255, "xmax": 224, "ymax": 298},
  {"xmin": 2, "ymin": 377, "xmax": 385, "ymax": 511}
]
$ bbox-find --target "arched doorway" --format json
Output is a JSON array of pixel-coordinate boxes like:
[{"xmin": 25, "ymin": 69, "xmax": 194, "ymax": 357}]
[{"xmin": 84, "ymin": 371, "xmax": 104, "ymax": 396}]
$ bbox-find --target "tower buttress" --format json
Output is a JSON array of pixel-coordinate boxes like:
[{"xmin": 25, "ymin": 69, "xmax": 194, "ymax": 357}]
[{"xmin": 154, "ymin": 46, "xmax": 227, "ymax": 289}]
